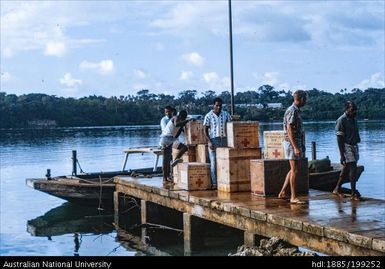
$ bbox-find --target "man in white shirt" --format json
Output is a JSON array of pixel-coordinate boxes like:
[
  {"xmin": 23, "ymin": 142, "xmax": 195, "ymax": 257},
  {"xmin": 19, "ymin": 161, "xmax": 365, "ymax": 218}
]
[
  {"xmin": 203, "ymin": 98, "xmax": 231, "ymax": 189},
  {"xmin": 160, "ymin": 105, "xmax": 174, "ymax": 132},
  {"xmin": 160, "ymin": 105, "xmax": 174, "ymax": 183},
  {"xmin": 160, "ymin": 109, "xmax": 191, "ymax": 183}
]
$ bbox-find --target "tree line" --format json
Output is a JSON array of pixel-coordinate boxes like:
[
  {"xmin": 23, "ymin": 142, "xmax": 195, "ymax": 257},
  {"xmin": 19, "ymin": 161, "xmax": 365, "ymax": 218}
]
[{"xmin": 0, "ymin": 86, "xmax": 384, "ymax": 128}]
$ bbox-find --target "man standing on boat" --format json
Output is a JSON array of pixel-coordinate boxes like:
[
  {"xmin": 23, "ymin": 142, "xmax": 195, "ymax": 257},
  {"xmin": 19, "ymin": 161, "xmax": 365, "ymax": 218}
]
[
  {"xmin": 159, "ymin": 110, "xmax": 191, "ymax": 183},
  {"xmin": 160, "ymin": 105, "xmax": 175, "ymax": 183},
  {"xmin": 278, "ymin": 90, "xmax": 307, "ymax": 204},
  {"xmin": 333, "ymin": 101, "xmax": 361, "ymax": 201},
  {"xmin": 203, "ymin": 97, "xmax": 231, "ymax": 189}
]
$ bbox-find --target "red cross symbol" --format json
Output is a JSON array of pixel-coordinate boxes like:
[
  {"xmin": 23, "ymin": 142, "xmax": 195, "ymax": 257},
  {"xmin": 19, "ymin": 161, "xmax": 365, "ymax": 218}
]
[
  {"xmin": 272, "ymin": 149, "xmax": 281, "ymax": 158},
  {"xmin": 191, "ymin": 134, "xmax": 198, "ymax": 141},
  {"xmin": 195, "ymin": 178, "xmax": 204, "ymax": 187},
  {"xmin": 241, "ymin": 138, "xmax": 250, "ymax": 147}
]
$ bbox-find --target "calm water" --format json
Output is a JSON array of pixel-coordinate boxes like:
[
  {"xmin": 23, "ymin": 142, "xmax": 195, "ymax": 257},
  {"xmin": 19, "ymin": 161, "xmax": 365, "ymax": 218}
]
[{"xmin": 0, "ymin": 121, "xmax": 384, "ymax": 256}]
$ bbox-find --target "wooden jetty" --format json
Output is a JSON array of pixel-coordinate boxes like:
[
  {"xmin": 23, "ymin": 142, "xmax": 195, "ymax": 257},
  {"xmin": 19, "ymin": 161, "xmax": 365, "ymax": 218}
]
[{"xmin": 114, "ymin": 176, "xmax": 384, "ymax": 256}]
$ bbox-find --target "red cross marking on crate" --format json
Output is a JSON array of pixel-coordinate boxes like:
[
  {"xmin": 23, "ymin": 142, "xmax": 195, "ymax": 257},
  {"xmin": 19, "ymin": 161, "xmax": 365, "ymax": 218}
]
[
  {"xmin": 272, "ymin": 149, "xmax": 281, "ymax": 158},
  {"xmin": 241, "ymin": 138, "xmax": 250, "ymax": 147},
  {"xmin": 195, "ymin": 178, "xmax": 204, "ymax": 187}
]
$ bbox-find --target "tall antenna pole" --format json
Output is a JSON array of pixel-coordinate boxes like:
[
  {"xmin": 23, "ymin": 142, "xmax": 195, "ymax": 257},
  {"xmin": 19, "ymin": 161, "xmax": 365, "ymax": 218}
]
[{"xmin": 228, "ymin": 0, "xmax": 235, "ymax": 116}]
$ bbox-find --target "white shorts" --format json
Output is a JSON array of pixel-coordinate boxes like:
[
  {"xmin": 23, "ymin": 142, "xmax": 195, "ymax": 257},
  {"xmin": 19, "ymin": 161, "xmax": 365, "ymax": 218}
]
[{"xmin": 283, "ymin": 140, "xmax": 305, "ymax": 160}]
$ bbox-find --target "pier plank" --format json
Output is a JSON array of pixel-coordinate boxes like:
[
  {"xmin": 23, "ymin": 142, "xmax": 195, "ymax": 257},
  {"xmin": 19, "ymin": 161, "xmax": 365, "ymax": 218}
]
[{"xmin": 114, "ymin": 175, "xmax": 385, "ymax": 256}]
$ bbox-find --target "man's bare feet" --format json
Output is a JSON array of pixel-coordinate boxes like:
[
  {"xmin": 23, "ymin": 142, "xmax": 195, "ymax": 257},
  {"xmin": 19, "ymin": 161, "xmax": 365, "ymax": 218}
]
[
  {"xmin": 332, "ymin": 189, "xmax": 346, "ymax": 198},
  {"xmin": 278, "ymin": 192, "xmax": 288, "ymax": 200},
  {"xmin": 290, "ymin": 198, "xmax": 307, "ymax": 204},
  {"xmin": 351, "ymin": 195, "xmax": 361, "ymax": 201}
]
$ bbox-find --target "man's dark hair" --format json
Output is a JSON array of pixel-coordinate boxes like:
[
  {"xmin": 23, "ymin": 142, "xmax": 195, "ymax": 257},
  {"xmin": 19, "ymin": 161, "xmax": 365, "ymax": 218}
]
[
  {"xmin": 345, "ymin": 101, "xmax": 357, "ymax": 111},
  {"xmin": 178, "ymin": 110, "xmax": 188, "ymax": 119},
  {"xmin": 293, "ymin": 90, "xmax": 307, "ymax": 100},
  {"xmin": 213, "ymin": 97, "xmax": 223, "ymax": 104},
  {"xmin": 164, "ymin": 105, "xmax": 173, "ymax": 111}
]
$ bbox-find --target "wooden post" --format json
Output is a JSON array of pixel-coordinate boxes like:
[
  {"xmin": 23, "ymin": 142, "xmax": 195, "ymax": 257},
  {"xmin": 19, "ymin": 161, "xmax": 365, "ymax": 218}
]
[
  {"xmin": 244, "ymin": 231, "xmax": 256, "ymax": 247},
  {"xmin": 141, "ymin": 200, "xmax": 147, "ymax": 225},
  {"xmin": 72, "ymin": 150, "xmax": 77, "ymax": 176},
  {"xmin": 113, "ymin": 192, "xmax": 119, "ymax": 226},
  {"xmin": 183, "ymin": 213, "xmax": 192, "ymax": 256},
  {"xmin": 311, "ymin": 141, "xmax": 316, "ymax": 161}
]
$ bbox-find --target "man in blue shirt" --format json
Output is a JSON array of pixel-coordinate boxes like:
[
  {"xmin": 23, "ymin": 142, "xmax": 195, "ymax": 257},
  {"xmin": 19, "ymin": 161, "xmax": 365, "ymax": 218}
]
[
  {"xmin": 203, "ymin": 97, "xmax": 231, "ymax": 189},
  {"xmin": 333, "ymin": 101, "xmax": 361, "ymax": 201}
]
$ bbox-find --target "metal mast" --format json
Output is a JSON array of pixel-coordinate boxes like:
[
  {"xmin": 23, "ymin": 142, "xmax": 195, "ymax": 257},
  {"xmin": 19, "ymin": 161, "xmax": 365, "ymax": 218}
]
[{"xmin": 228, "ymin": 0, "xmax": 235, "ymax": 115}]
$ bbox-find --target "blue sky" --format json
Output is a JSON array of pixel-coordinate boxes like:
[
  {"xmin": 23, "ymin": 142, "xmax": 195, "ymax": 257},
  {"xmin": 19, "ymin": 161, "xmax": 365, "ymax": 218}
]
[{"xmin": 1, "ymin": 0, "xmax": 384, "ymax": 98}]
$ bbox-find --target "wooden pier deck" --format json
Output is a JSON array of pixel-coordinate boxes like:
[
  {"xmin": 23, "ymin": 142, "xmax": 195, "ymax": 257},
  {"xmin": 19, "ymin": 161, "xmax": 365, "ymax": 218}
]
[{"xmin": 114, "ymin": 176, "xmax": 385, "ymax": 256}]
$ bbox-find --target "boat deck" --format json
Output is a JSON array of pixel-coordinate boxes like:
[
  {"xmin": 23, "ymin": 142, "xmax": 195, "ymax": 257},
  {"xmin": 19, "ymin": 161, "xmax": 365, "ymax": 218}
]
[{"xmin": 114, "ymin": 176, "xmax": 384, "ymax": 256}]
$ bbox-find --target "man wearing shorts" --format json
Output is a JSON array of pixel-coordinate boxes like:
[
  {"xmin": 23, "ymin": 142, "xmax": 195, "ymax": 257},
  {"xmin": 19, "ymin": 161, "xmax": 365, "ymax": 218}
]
[
  {"xmin": 333, "ymin": 101, "xmax": 361, "ymax": 201},
  {"xmin": 278, "ymin": 90, "xmax": 307, "ymax": 204}
]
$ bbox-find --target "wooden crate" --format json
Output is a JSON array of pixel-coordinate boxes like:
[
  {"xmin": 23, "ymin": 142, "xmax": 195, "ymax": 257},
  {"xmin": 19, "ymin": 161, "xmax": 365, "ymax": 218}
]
[
  {"xmin": 172, "ymin": 145, "xmax": 196, "ymax": 163},
  {"xmin": 216, "ymin": 147, "xmax": 262, "ymax": 193},
  {"xmin": 172, "ymin": 164, "xmax": 179, "ymax": 183},
  {"xmin": 264, "ymin": 147, "xmax": 285, "ymax": 159},
  {"xmin": 196, "ymin": 144, "xmax": 209, "ymax": 163},
  {"xmin": 176, "ymin": 162, "xmax": 211, "ymax": 191},
  {"xmin": 184, "ymin": 121, "xmax": 208, "ymax": 145},
  {"xmin": 250, "ymin": 159, "xmax": 309, "ymax": 196},
  {"xmin": 263, "ymin": 131, "xmax": 285, "ymax": 159},
  {"xmin": 227, "ymin": 121, "xmax": 259, "ymax": 149}
]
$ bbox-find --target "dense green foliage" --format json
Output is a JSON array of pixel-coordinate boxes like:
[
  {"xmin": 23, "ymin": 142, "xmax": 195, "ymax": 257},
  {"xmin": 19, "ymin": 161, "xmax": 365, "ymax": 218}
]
[{"xmin": 0, "ymin": 87, "xmax": 384, "ymax": 128}]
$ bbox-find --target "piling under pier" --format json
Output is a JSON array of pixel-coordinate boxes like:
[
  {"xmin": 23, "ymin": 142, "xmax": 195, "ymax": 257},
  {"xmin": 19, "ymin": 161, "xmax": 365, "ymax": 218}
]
[{"xmin": 114, "ymin": 176, "xmax": 384, "ymax": 256}]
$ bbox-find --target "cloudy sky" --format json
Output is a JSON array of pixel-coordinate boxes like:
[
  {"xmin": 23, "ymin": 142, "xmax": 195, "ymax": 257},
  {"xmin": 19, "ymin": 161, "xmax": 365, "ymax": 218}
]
[{"xmin": 1, "ymin": 0, "xmax": 384, "ymax": 98}]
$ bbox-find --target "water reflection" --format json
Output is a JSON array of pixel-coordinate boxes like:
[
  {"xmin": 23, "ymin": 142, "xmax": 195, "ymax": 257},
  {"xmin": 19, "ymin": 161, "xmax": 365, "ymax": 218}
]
[{"xmin": 26, "ymin": 202, "xmax": 114, "ymax": 238}]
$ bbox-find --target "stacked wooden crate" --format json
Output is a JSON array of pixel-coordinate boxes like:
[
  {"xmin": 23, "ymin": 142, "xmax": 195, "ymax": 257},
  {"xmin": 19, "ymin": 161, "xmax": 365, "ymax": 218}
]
[
  {"xmin": 172, "ymin": 145, "xmax": 196, "ymax": 163},
  {"xmin": 263, "ymin": 131, "xmax": 285, "ymax": 159},
  {"xmin": 217, "ymin": 121, "xmax": 262, "ymax": 193},
  {"xmin": 176, "ymin": 162, "xmax": 211, "ymax": 191},
  {"xmin": 250, "ymin": 158, "xmax": 309, "ymax": 196},
  {"xmin": 173, "ymin": 120, "xmax": 211, "ymax": 190},
  {"xmin": 249, "ymin": 130, "xmax": 309, "ymax": 197}
]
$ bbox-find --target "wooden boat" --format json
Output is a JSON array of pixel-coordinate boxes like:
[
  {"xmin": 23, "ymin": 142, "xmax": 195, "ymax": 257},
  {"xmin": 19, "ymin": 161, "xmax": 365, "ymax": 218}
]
[
  {"xmin": 26, "ymin": 147, "xmax": 163, "ymax": 207},
  {"xmin": 309, "ymin": 163, "xmax": 364, "ymax": 191}
]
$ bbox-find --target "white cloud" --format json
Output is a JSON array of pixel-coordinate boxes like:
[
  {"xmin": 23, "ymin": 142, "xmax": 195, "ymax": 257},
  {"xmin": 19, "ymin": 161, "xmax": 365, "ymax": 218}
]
[
  {"xmin": 133, "ymin": 83, "xmax": 148, "ymax": 91},
  {"xmin": 1, "ymin": 2, "xmax": 116, "ymax": 58},
  {"xmin": 44, "ymin": 41, "xmax": 66, "ymax": 57},
  {"xmin": 154, "ymin": 42, "xmax": 164, "ymax": 51},
  {"xmin": 254, "ymin": 72, "xmax": 292, "ymax": 91},
  {"xmin": 261, "ymin": 72, "xmax": 280, "ymax": 86},
  {"xmin": 355, "ymin": 73, "xmax": 385, "ymax": 89},
  {"xmin": 148, "ymin": 1, "xmax": 382, "ymax": 48},
  {"xmin": 180, "ymin": 71, "xmax": 193, "ymax": 81},
  {"xmin": 3, "ymin": 48, "xmax": 14, "ymax": 58},
  {"xmin": 79, "ymin": 60, "xmax": 114, "ymax": 75},
  {"xmin": 59, "ymin": 73, "xmax": 82, "ymax": 87},
  {"xmin": 182, "ymin": 52, "xmax": 204, "ymax": 66},
  {"xmin": 203, "ymin": 72, "xmax": 219, "ymax": 83},
  {"xmin": 202, "ymin": 72, "xmax": 230, "ymax": 90},
  {"xmin": 149, "ymin": 2, "xmax": 228, "ymax": 37},
  {"xmin": 1, "ymin": 72, "xmax": 12, "ymax": 83},
  {"xmin": 134, "ymin": 69, "xmax": 148, "ymax": 79}
]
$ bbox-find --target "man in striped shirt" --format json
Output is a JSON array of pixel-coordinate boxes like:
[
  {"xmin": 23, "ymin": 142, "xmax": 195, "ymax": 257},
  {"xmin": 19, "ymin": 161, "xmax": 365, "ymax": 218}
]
[{"xmin": 203, "ymin": 97, "xmax": 231, "ymax": 189}]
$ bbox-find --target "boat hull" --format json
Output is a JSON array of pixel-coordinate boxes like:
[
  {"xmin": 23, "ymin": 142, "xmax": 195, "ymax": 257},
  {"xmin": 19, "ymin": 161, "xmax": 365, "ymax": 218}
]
[
  {"xmin": 309, "ymin": 164, "xmax": 364, "ymax": 191},
  {"xmin": 26, "ymin": 167, "xmax": 162, "ymax": 206}
]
